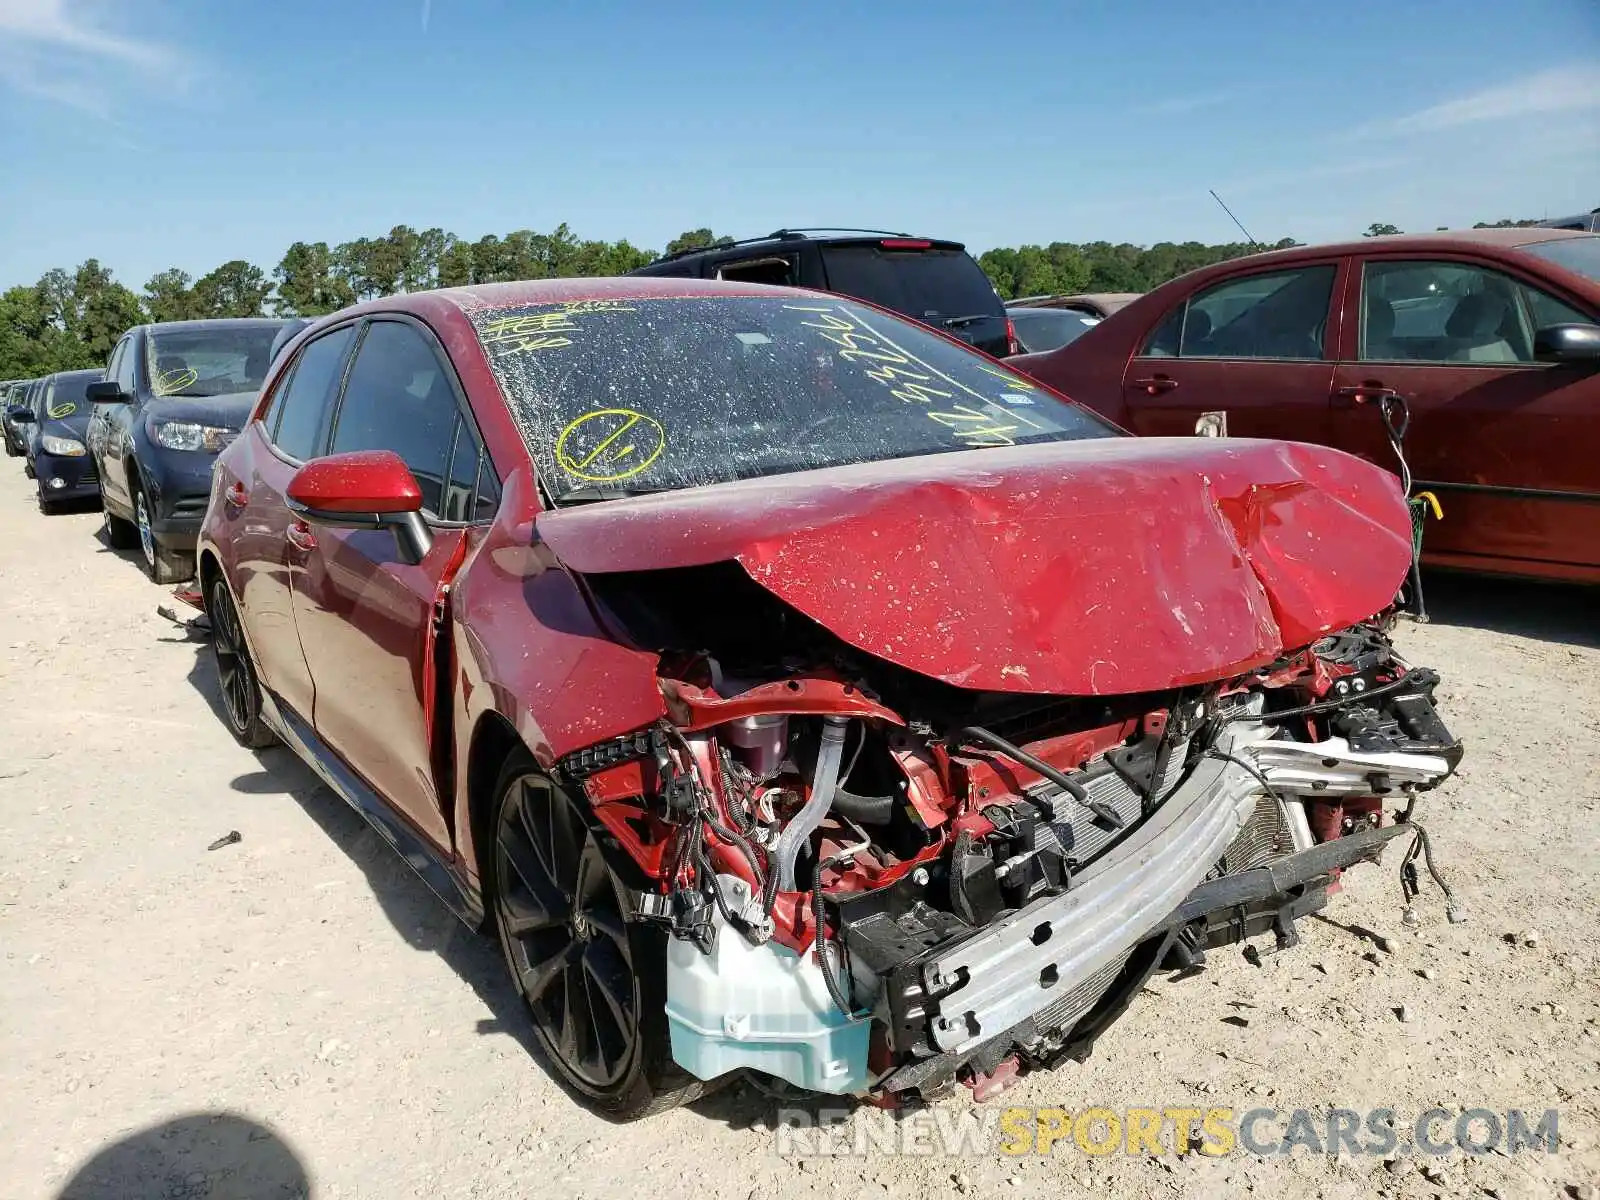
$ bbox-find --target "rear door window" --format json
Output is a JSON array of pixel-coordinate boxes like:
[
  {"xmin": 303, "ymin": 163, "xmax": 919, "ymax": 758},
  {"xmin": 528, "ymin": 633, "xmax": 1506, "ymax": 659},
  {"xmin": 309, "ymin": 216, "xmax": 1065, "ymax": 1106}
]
[
  {"xmin": 1140, "ymin": 265, "xmax": 1337, "ymax": 361},
  {"xmin": 820, "ymin": 244, "xmax": 1003, "ymax": 323},
  {"xmin": 269, "ymin": 325, "xmax": 357, "ymax": 462}
]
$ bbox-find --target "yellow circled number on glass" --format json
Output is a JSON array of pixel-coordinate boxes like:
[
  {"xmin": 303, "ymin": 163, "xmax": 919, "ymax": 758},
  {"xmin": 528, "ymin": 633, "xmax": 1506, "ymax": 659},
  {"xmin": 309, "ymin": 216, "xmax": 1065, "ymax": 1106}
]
[
  {"xmin": 47, "ymin": 401, "xmax": 76, "ymax": 418},
  {"xmin": 554, "ymin": 408, "xmax": 665, "ymax": 483}
]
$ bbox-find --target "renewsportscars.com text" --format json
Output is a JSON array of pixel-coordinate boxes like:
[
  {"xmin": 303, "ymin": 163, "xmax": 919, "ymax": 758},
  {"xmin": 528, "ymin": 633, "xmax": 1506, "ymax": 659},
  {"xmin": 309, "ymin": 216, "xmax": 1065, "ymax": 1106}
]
[{"xmin": 773, "ymin": 1106, "xmax": 1561, "ymax": 1159}]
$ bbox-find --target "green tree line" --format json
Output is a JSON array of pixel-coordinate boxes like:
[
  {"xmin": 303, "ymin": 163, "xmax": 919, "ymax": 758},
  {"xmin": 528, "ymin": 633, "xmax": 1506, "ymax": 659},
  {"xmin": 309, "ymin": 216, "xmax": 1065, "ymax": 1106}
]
[{"xmin": 0, "ymin": 216, "xmax": 1538, "ymax": 380}]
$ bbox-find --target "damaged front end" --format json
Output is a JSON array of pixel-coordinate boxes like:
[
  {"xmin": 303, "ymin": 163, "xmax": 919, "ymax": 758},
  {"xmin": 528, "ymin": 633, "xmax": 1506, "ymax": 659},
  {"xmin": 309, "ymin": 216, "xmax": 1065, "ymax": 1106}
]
[{"xmin": 557, "ymin": 584, "xmax": 1461, "ymax": 1105}]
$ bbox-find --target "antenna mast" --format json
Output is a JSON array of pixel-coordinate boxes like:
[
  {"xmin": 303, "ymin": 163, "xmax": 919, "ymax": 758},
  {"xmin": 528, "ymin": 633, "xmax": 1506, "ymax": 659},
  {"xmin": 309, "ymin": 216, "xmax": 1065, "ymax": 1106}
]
[{"xmin": 1209, "ymin": 189, "xmax": 1261, "ymax": 249}]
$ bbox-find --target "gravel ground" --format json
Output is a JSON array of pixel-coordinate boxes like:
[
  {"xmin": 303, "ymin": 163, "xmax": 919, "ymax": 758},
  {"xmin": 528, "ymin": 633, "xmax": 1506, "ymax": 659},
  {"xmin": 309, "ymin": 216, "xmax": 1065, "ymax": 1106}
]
[{"xmin": 1, "ymin": 462, "xmax": 1596, "ymax": 1200}]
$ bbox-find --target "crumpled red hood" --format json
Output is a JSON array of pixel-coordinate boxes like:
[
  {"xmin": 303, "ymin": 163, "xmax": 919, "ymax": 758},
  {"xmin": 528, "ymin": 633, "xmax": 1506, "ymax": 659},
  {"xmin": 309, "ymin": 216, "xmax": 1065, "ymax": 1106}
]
[{"xmin": 536, "ymin": 438, "xmax": 1413, "ymax": 695}]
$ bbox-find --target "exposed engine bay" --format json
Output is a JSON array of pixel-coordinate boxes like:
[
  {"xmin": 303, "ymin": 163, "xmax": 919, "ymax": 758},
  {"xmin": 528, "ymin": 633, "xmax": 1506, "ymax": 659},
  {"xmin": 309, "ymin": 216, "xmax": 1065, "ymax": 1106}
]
[{"xmin": 558, "ymin": 565, "xmax": 1463, "ymax": 1105}]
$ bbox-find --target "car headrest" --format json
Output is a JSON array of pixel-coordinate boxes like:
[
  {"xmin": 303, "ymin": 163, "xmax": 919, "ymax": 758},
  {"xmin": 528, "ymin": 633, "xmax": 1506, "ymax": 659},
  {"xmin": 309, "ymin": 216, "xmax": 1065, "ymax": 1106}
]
[
  {"xmin": 1185, "ymin": 308, "xmax": 1212, "ymax": 343},
  {"xmin": 156, "ymin": 355, "xmax": 188, "ymax": 374},
  {"xmin": 1445, "ymin": 293, "xmax": 1507, "ymax": 339},
  {"xmin": 1364, "ymin": 295, "xmax": 1396, "ymax": 343}
]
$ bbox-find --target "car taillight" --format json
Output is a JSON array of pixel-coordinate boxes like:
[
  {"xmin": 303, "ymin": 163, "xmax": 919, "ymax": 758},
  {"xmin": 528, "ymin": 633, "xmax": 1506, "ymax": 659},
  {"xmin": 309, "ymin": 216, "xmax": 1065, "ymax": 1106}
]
[
  {"xmin": 879, "ymin": 238, "xmax": 932, "ymax": 250},
  {"xmin": 1005, "ymin": 317, "xmax": 1020, "ymax": 357}
]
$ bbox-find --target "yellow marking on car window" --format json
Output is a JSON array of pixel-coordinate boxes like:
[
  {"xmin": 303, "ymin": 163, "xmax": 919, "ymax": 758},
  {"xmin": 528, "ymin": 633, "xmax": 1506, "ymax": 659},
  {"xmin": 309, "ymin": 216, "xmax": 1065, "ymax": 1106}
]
[
  {"xmin": 47, "ymin": 400, "xmax": 76, "ymax": 418},
  {"xmin": 554, "ymin": 408, "xmax": 665, "ymax": 482},
  {"xmin": 479, "ymin": 301, "xmax": 638, "ymax": 357},
  {"xmin": 154, "ymin": 368, "xmax": 198, "ymax": 396},
  {"xmin": 786, "ymin": 303, "xmax": 1038, "ymax": 445}
]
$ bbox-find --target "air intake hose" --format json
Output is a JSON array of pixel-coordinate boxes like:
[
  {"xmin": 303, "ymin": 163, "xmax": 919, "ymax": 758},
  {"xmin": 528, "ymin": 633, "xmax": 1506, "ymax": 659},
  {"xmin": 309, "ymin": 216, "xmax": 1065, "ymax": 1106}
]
[{"xmin": 774, "ymin": 716, "xmax": 849, "ymax": 891}]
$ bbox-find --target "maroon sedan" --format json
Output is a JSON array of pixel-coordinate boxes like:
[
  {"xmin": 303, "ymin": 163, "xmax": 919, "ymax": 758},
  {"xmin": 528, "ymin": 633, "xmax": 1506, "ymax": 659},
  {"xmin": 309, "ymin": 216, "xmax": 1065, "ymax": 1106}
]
[
  {"xmin": 1010, "ymin": 229, "xmax": 1600, "ymax": 585},
  {"xmin": 197, "ymin": 278, "xmax": 1460, "ymax": 1118}
]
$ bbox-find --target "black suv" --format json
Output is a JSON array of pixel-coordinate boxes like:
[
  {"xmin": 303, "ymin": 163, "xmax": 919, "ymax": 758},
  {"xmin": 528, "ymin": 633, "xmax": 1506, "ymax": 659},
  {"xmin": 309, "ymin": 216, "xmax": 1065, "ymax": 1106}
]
[{"xmin": 629, "ymin": 229, "xmax": 1016, "ymax": 357}]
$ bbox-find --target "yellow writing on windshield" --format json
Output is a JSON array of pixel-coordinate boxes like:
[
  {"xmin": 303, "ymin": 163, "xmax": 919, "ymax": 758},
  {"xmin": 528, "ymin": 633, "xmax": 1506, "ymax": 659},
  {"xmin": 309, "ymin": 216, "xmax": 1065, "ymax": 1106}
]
[
  {"xmin": 785, "ymin": 304, "xmax": 1033, "ymax": 447},
  {"xmin": 153, "ymin": 367, "xmax": 198, "ymax": 396},
  {"xmin": 479, "ymin": 301, "xmax": 638, "ymax": 356},
  {"xmin": 47, "ymin": 400, "xmax": 76, "ymax": 419},
  {"xmin": 555, "ymin": 408, "xmax": 665, "ymax": 483}
]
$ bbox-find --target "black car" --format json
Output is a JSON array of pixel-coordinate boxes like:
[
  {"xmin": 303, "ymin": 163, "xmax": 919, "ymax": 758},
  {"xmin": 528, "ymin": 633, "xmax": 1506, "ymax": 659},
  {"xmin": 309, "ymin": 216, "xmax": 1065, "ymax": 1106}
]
[
  {"xmin": 3, "ymin": 378, "xmax": 42, "ymax": 456},
  {"xmin": 16, "ymin": 369, "xmax": 105, "ymax": 510},
  {"xmin": 86, "ymin": 317, "xmax": 288, "ymax": 582},
  {"xmin": 1004, "ymin": 304, "xmax": 1104, "ymax": 354},
  {"xmin": 629, "ymin": 229, "xmax": 1016, "ymax": 357}
]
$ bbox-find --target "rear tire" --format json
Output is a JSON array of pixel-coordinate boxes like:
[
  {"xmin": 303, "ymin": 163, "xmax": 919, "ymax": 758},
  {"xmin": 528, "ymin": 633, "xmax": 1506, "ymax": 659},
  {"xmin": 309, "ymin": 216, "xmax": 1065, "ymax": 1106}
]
[
  {"xmin": 490, "ymin": 752, "xmax": 704, "ymax": 1120},
  {"xmin": 208, "ymin": 577, "xmax": 278, "ymax": 749},
  {"xmin": 133, "ymin": 482, "xmax": 193, "ymax": 584}
]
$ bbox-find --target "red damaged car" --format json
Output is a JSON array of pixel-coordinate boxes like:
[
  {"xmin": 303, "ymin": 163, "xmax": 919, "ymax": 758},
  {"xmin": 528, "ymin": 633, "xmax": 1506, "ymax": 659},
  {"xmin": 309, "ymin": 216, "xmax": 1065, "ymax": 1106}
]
[{"xmin": 197, "ymin": 278, "xmax": 1461, "ymax": 1118}]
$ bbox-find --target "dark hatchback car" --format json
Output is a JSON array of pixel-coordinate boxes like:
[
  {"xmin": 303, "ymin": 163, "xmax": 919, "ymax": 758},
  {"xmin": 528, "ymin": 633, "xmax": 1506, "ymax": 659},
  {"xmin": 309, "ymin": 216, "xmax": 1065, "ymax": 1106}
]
[
  {"xmin": 16, "ymin": 369, "xmax": 106, "ymax": 510},
  {"xmin": 86, "ymin": 317, "xmax": 288, "ymax": 581},
  {"xmin": 4, "ymin": 378, "xmax": 43, "ymax": 456},
  {"xmin": 630, "ymin": 229, "xmax": 1017, "ymax": 357}
]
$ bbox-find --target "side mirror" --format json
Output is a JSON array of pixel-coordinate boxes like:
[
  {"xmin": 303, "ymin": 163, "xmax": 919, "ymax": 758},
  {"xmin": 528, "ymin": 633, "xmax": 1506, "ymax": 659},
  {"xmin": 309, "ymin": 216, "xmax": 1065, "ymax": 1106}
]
[
  {"xmin": 7, "ymin": 406, "xmax": 35, "ymax": 423},
  {"xmin": 286, "ymin": 449, "xmax": 433, "ymax": 565},
  {"xmin": 85, "ymin": 380, "xmax": 132, "ymax": 403},
  {"xmin": 1534, "ymin": 323, "xmax": 1600, "ymax": 365}
]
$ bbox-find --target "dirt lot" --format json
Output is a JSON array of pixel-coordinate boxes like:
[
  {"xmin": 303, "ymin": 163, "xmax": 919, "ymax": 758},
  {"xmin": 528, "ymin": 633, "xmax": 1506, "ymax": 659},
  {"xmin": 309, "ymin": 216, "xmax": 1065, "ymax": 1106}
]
[{"xmin": 1, "ymin": 461, "xmax": 1596, "ymax": 1200}]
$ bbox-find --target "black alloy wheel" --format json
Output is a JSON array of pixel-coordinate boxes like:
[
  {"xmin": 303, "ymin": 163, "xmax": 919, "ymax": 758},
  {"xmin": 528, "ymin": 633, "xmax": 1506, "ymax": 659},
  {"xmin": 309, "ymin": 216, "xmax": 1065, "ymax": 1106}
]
[
  {"xmin": 491, "ymin": 756, "xmax": 702, "ymax": 1119},
  {"xmin": 208, "ymin": 577, "xmax": 277, "ymax": 749}
]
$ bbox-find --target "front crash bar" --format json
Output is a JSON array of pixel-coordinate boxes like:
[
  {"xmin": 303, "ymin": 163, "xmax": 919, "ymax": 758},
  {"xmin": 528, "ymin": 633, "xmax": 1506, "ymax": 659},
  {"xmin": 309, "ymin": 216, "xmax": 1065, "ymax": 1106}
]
[
  {"xmin": 922, "ymin": 727, "xmax": 1267, "ymax": 1055},
  {"xmin": 1160, "ymin": 820, "xmax": 1412, "ymax": 931}
]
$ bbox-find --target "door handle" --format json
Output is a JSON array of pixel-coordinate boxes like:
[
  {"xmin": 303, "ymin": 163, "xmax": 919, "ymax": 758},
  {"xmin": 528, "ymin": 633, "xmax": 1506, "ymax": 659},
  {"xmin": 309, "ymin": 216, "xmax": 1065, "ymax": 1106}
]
[
  {"xmin": 224, "ymin": 482, "xmax": 247, "ymax": 509},
  {"xmin": 1332, "ymin": 383, "xmax": 1401, "ymax": 407},
  {"xmin": 285, "ymin": 520, "xmax": 317, "ymax": 552},
  {"xmin": 1131, "ymin": 375, "xmax": 1179, "ymax": 395}
]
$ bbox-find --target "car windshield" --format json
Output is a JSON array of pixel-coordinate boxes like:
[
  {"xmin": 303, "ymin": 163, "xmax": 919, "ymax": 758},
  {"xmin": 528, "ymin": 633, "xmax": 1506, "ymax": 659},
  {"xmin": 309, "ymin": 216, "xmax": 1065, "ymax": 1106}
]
[
  {"xmin": 1517, "ymin": 235, "xmax": 1600, "ymax": 285},
  {"xmin": 469, "ymin": 295, "xmax": 1118, "ymax": 502},
  {"xmin": 819, "ymin": 245, "xmax": 1003, "ymax": 323},
  {"xmin": 42, "ymin": 373, "xmax": 101, "ymax": 419},
  {"xmin": 1009, "ymin": 308, "xmax": 1101, "ymax": 354},
  {"xmin": 145, "ymin": 325, "xmax": 284, "ymax": 398}
]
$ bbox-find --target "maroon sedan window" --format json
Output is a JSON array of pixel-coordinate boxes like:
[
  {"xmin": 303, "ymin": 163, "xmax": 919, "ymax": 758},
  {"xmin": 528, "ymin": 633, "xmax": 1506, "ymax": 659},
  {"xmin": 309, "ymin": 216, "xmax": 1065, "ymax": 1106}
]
[
  {"xmin": 1140, "ymin": 265, "xmax": 1336, "ymax": 361},
  {"xmin": 467, "ymin": 296, "xmax": 1118, "ymax": 501}
]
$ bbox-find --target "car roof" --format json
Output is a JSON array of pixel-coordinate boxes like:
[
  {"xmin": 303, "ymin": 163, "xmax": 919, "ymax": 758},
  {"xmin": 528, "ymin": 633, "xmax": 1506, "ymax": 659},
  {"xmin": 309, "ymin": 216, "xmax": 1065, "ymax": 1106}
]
[
  {"xmin": 137, "ymin": 317, "xmax": 290, "ymax": 335},
  {"xmin": 1216, "ymin": 226, "xmax": 1592, "ymax": 269},
  {"xmin": 640, "ymin": 228, "xmax": 965, "ymax": 267},
  {"xmin": 339, "ymin": 275, "xmax": 837, "ymax": 322},
  {"xmin": 48, "ymin": 369, "xmax": 104, "ymax": 381}
]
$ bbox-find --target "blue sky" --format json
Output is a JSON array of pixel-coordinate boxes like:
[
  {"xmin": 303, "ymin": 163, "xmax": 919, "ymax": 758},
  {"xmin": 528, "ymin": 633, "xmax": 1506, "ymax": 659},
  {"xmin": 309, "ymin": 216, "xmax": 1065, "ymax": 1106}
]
[{"xmin": 1, "ymin": 0, "xmax": 1597, "ymax": 292}]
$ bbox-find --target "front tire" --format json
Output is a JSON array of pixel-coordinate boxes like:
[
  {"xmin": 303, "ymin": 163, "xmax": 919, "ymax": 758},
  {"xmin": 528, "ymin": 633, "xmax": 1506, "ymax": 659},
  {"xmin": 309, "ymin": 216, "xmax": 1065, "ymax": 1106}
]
[
  {"xmin": 490, "ymin": 754, "xmax": 702, "ymax": 1120},
  {"xmin": 133, "ymin": 482, "xmax": 193, "ymax": 584},
  {"xmin": 208, "ymin": 577, "xmax": 278, "ymax": 749},
  {"xmin": 102, "ymin": 503, "xmax": 139, "ymax": 550}
]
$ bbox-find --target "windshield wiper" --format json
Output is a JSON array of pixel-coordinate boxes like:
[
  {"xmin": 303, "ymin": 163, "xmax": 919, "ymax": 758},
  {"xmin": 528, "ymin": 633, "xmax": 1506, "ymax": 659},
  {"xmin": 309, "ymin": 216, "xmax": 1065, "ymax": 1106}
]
[
  {"xmin": 557, "ymin": 484, "xmax": 659, "ymax": 505},
  {"xmin": 940, "ymin": 314, "xmax": 994, "ymax": 328}
]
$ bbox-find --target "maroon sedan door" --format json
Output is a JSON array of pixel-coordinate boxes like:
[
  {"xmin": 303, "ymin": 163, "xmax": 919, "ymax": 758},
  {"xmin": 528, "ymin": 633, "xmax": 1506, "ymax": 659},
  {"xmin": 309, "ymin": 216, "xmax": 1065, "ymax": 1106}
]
[
  {"xmin": 1331, "ymin": 255, "xmax": 1600, "ymax": 576},
  {"xmin": 287, "ymin": 318, "xmax": 488, "ymax": 850},
  {"xmin": 1119, "ymin": 259, "xmax": 1346, "ymax": 442}
]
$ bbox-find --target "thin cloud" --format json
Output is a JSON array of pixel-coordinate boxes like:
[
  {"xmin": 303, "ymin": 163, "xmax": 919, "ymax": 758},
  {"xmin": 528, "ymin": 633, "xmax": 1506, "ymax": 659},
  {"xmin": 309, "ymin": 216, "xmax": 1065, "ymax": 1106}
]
[
  {"xmin": 1135, "ymin": 87, "xmax": 1255, "ymax": 117},
  {"xmin": 0, "ymin": 0, "xmax": 179, "ymax": 117},
  {"xmin": 1370, "ymin": 64, "xmax": 1600, "ymax": 136}
]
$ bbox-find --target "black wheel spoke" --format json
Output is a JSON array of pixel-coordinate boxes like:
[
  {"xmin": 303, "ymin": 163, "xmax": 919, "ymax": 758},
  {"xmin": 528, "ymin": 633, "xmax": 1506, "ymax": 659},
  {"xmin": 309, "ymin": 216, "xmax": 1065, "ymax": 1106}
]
[
  {"xmin": 500, "ymin": 815, "xmax": 570, "ymax": 922},
  {"xmin": 582, "ymin": 940, "xmax": 633, "ymax": 1064},
  {"xmin": 498, "ymin": 883, "xmax": 565, "ymax": 937},
  {"xmin": 520, "ymin": 940, "xmax": 580, "ymax": 1003},
  {"xmin": 585, "ymin": 907, "xmax": 629, "ymax": 951}
]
